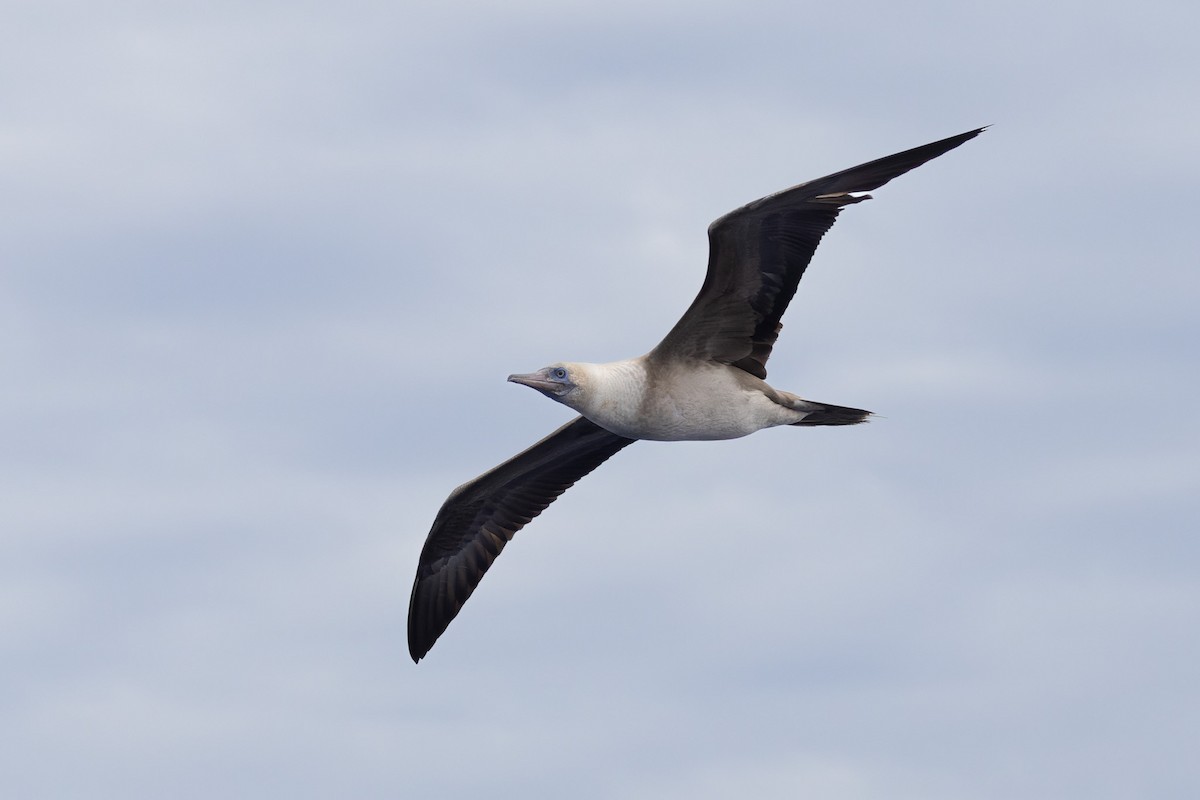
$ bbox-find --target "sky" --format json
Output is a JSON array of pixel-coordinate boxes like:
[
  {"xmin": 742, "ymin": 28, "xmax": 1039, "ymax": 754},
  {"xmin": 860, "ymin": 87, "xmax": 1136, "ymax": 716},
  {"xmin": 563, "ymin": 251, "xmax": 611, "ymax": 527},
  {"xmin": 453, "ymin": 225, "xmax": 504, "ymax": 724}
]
[{"xmin": 2, "ymin": 1, "xmax": 1198, "ymax": 798}]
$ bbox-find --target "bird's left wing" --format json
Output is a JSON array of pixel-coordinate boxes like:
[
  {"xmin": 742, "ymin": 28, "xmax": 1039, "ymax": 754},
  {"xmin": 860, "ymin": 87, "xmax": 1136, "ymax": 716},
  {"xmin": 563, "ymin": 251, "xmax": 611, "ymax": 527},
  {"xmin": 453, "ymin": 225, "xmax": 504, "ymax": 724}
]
[
  {"xmin": 650, "ymin": 127, "xmax": 984, "ymax": 379},
  {"xmin": 408, "ymin": 416, "xmax": 636, "ymax": 662}
]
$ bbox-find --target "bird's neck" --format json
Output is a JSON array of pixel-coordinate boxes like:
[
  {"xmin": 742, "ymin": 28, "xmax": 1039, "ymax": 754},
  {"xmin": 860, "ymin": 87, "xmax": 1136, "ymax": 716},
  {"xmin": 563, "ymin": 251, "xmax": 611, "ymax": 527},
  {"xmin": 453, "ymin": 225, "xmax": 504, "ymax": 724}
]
[{"xmin": 571, "ymin": 358, "xmax": 648, "ymax": 427}]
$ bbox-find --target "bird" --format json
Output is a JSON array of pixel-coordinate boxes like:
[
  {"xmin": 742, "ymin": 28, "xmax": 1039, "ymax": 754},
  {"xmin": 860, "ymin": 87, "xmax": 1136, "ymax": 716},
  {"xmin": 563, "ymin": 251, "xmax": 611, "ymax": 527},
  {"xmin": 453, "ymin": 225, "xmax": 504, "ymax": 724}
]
[{"xmin": 407, "ymin": 127, "xmax": 984, "ymax": 662}]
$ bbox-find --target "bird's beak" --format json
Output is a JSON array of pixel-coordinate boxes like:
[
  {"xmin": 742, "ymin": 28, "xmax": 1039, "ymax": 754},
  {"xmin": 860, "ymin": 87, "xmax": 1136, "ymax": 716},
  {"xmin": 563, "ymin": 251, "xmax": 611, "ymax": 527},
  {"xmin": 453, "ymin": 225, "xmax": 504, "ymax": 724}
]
[{"xmin": 508, "ymin": 371, "xmax": 559, "ymax": 393}]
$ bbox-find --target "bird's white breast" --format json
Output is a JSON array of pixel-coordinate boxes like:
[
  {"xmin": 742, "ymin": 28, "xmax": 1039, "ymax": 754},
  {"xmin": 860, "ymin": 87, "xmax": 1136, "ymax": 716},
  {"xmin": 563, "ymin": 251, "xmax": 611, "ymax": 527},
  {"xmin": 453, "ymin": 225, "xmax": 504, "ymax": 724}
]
[{"xmin": 576, "ymin": 359, "xmax": 802, "ymax": 441}]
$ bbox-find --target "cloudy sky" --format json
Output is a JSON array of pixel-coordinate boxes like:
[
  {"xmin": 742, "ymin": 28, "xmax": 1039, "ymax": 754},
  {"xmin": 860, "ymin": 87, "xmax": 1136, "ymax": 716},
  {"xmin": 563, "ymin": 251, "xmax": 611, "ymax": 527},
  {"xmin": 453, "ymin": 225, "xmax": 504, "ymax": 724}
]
[{"xmin": 3, "ymin": 1, "xmax": 1198, "ymax": 798}]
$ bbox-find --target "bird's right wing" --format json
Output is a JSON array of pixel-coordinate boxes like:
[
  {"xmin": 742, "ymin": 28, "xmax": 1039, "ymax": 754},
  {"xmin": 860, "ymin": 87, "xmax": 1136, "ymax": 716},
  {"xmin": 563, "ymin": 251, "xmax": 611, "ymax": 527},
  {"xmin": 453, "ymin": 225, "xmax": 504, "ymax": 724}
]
[{"xmin": 407, "ymin": 416, "xmax": 636, "ymax": 662}]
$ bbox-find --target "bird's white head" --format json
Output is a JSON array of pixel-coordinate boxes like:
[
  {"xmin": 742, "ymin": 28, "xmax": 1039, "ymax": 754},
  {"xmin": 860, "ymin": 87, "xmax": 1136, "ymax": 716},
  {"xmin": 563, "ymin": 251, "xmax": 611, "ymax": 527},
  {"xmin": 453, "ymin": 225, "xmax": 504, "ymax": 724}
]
[{"xmin": 507, "ymin": 362, "xmax": 595, "ymax": 411}]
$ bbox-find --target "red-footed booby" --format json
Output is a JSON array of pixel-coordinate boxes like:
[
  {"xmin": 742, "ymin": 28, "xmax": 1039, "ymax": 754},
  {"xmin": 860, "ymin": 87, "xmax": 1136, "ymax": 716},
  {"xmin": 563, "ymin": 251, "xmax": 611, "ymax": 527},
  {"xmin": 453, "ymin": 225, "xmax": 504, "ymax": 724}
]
[{"xmin": 407, "ymin": 127, "xmax": 984, "ymax": 662}]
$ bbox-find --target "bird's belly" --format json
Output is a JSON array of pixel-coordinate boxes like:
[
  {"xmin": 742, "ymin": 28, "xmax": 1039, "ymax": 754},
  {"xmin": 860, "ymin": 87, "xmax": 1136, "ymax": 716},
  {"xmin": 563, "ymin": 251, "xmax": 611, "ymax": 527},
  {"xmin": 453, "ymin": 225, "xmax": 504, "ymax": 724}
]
[{"xmin": 589, "ymin": 375, "xmax": 800, "ymax": 442}]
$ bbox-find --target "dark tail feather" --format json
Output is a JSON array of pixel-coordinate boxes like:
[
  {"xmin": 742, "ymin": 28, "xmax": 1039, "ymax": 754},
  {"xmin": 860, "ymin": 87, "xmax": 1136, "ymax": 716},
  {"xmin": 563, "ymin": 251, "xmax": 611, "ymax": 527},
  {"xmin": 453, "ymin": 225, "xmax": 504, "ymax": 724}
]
[{"xmin": 790, "ymin": 400, "xmax": 872, "ymax": 427}]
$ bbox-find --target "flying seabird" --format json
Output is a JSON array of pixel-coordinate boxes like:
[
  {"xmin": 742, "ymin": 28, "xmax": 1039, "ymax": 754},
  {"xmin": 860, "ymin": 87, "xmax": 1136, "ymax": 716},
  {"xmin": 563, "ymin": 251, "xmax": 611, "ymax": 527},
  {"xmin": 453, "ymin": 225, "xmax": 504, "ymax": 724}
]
[{"xmin": 407, "ymin": 127, "xmax": 984, "ymax": 662}]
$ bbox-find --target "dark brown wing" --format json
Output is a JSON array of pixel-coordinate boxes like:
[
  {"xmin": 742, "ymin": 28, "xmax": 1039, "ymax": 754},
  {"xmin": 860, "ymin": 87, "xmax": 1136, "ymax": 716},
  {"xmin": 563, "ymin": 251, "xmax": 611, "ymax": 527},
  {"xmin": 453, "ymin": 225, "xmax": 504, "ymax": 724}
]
[
  {"xmin": 407, "ymin": 416, "xmax": 636, "ymax": 662},
  {"xmin": 650, "ymin": 127, "xmax": 985, "ymax": 379}
]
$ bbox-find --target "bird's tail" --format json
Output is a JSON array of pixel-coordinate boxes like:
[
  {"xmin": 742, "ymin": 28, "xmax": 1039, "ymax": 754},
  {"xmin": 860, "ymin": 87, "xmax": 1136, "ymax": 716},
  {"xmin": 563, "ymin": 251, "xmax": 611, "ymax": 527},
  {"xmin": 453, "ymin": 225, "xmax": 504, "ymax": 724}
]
[{"xmin": 789, "ymin": 400, "xmax": 872, "ymax": 426}]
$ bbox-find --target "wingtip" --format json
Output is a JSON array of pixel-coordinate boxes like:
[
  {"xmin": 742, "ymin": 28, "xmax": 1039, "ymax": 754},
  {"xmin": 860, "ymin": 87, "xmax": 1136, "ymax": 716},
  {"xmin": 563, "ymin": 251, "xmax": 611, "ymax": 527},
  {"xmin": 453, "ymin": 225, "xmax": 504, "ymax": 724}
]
[
  {"xmin": 408, "ymin": 587, "xmax": 440, "ymax": 664},
  {"xmin": 407, "ymin": 616, "xmax": 434, "ymax": 663},
  {"xmin": 941, "ymin": 126, "xmax": 988, "ymax": 146},
  {"xmin": 408, "ymin": 633, "xmax": 431, "ymax": 663}
]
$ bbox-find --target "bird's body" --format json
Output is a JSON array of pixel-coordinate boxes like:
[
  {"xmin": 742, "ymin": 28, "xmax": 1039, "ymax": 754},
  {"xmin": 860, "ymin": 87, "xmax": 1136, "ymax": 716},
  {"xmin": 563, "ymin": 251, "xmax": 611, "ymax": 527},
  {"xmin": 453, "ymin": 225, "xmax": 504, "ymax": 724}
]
[
  {"xmin": 407, "ymin": 127, "xmax": 985, "ymax": 661},
  {"xmin": 518, "ymin": 357, "xmax": 818, "ymax": 441}
]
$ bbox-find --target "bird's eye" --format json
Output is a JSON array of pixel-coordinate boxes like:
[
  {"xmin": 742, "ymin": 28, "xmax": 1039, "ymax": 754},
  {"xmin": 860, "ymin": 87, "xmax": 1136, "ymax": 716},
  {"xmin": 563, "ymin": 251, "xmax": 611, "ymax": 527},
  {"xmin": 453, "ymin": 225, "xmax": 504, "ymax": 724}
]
[{"xmin": 552, "ymin": 367, "xmax": 568, "ymax": 380}]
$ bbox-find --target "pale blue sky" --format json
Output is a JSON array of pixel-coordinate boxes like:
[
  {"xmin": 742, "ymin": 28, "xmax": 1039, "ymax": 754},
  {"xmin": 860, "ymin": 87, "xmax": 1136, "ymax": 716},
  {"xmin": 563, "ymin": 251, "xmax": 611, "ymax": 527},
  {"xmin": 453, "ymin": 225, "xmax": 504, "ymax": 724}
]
[{"xmin": 3, "ymin": 1, "xmax": 1198, "ymax": 798}]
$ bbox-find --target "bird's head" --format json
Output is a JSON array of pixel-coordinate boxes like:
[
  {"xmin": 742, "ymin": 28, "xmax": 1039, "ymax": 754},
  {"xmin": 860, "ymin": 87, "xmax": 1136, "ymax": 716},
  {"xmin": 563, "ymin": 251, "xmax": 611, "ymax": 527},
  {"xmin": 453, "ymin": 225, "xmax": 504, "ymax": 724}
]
[{"xmin": 507, "ymin": 362, "xmax": 590, "ymax": 409}]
